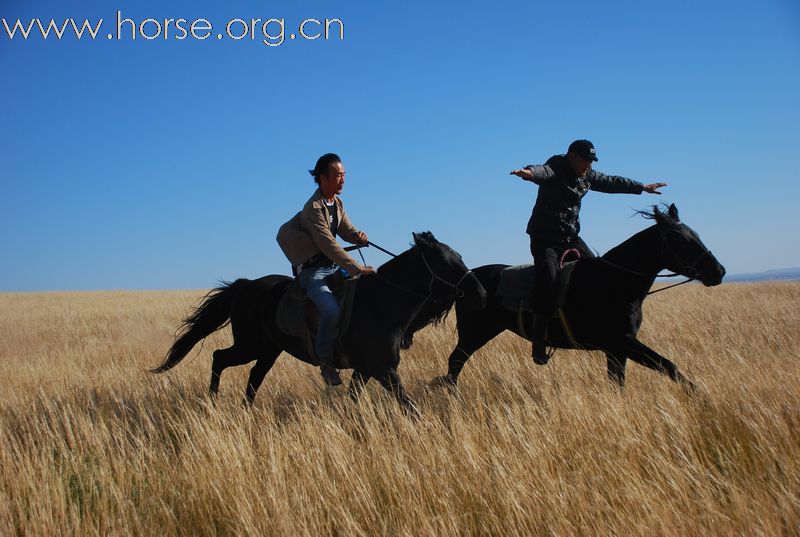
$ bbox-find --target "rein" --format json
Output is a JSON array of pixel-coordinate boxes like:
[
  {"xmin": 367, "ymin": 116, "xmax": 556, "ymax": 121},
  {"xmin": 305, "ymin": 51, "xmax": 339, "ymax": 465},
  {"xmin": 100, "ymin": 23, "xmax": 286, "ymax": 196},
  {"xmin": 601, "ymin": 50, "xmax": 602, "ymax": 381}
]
[
  {"xmin": 646, "ymin": 279, "xmax": 692, "ymax": 295},
  {"xmin": 597, "ymin": 258, "xmax": 694, "ymax": 296},
  {"xmin": 596, "ymin": 230, "xmax": 714, "ymax": 296},
  {"xmin": 596, "ymin": 258, "xmax": 680, "ymax": 278},
  {"xmin": 353, "ymin": 241, "xmax": 473, "ymax": 304}
]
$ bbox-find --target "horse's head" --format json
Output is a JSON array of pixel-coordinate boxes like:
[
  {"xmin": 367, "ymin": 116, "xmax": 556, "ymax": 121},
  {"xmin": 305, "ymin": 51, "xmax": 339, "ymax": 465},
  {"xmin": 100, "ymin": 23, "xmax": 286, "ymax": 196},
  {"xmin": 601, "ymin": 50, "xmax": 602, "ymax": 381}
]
[
  {"xmin": 412, "ymin": 231, "xmax": 487, "ymax": 308},
  {"xmin": 652, "ymin": 204, "xmax": 726, "ymax": 286}
]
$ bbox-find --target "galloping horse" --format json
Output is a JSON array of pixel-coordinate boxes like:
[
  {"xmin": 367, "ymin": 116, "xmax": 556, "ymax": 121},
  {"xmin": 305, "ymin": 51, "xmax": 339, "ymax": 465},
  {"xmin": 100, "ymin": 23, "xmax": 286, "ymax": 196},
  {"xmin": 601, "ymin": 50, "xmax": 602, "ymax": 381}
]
[
  {"xmin": 152, "ymin": 232, "xmax": 486, "ymax": 413},
  {"xmin": 410, "ymin": 205, "xmax": 725, "ymax": 390}
]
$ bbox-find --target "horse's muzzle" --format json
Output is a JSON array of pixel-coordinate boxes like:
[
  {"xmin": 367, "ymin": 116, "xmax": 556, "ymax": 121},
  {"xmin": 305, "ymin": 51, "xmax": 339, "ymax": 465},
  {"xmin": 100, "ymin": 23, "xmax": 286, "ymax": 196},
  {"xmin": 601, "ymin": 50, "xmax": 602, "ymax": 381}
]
[{"xmin": 701, "ymin": 259, "xmax": 726, "ymax": 286}]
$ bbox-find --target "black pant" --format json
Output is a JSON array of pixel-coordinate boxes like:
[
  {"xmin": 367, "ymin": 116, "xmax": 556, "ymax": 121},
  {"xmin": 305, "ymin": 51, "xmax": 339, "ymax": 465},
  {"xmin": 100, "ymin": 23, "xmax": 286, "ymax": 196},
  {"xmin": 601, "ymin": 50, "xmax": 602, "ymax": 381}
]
[{"xmin": 529, "ymin": 237, "xmax": 594, "ymax": 330}]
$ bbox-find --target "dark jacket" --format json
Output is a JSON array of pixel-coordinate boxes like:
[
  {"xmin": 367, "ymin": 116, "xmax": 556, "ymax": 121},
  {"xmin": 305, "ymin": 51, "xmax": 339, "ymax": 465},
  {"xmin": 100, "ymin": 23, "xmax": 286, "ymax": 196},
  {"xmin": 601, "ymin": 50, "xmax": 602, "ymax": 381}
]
[{"xmin": 524, "ymin": 154, "xmax": 644, "ymax": 243}]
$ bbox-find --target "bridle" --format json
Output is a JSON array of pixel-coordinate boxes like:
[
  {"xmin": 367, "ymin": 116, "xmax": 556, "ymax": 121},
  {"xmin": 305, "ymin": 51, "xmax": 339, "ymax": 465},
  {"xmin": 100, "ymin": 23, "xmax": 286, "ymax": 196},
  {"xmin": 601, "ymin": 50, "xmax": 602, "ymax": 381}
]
[
  {"xmin": 597, "ymin": 227, "xmax": 714, "ymax": 295},
  {"xmin": 356, "ymin": 241, "xmax": 474, "ymax": 304},
  {"xmin": 659, "ymin": 230, "xmax": 715, "ymax": 282},
  {"xmin": 417, "ymin": 247, "xmax": 474, "ymax": 301}
]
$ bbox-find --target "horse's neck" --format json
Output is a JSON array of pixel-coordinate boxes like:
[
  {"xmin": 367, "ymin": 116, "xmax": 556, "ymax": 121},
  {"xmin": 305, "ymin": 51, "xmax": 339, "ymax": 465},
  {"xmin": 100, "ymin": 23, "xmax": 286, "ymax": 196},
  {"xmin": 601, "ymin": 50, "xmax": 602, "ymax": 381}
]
[
  {"xmin": 598, "ymin": 225, "xmax": 662, "ymax": 296},
  {"xmin": 377, "ymin": 248, "xmax": 429, "ymax": 300},
  {"xmin": 603, "ymin": 225, "xmax": 662, "ymax": 272},
  {"xmin": 368, "ymin": 248, "xmax": 433, "ymax": 329},
  {"xmin": 379, "ymin": 248, "xmax": 417, "ymax": 280}
]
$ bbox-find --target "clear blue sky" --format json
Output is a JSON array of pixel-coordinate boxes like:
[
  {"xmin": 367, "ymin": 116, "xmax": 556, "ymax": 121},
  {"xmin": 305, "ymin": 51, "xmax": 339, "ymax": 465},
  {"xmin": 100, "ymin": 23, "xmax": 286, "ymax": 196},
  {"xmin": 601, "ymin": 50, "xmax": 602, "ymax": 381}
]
[{"xmin": 2, "ymin": 0, "xmax": 799, "ymax": 291}]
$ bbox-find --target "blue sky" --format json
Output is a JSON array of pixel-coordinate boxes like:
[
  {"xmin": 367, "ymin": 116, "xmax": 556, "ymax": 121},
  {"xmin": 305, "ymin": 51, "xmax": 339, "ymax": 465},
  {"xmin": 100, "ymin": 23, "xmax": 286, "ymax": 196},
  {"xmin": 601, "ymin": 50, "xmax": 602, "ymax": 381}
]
[{"xmin": 2, "ymin": 0, "xmax": 799, "ymax": 291}]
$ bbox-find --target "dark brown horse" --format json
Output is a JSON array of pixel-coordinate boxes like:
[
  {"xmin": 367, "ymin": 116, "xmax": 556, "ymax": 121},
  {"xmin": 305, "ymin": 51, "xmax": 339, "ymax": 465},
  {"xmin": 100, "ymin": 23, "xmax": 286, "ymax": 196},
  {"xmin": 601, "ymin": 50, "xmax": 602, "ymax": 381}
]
[
  {"xmin": 152, "ymin": 232, "xmax": 486, "ymax": 414},
  {"xmin": 402, "ymin": 205, "xmax": 726, "ymax": 390}
]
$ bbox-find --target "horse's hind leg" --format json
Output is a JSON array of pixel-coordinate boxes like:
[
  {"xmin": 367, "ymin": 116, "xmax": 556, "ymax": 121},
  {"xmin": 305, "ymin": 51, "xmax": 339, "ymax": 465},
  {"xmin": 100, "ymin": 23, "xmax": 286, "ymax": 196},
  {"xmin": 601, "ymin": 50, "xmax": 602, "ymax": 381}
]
[
  {"xmin": 210, "ymin": 345, "xmax": 253, "ymax": 397},
  {"xmin": 378, "ymin": 368, "xmax": 420, "ymax": 418},
  {"xmin": 606, "ymin": 352, "xmax": 627, "ymax": 387},
  {"xmin": 244, "ymin": 345, "xmax": 282, "ymax": 406}
]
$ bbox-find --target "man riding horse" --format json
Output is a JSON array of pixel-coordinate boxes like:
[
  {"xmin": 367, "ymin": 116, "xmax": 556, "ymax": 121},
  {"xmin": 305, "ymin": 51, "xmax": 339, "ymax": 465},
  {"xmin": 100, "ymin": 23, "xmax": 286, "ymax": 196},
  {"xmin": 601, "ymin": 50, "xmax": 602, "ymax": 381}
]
[
  {"xmin": 277, "ymin": 153, "xmax": 375, "ymax": 386},
  {"xmin": 509, "ymin": 140, "xmax": 667, "ymax": 365}
]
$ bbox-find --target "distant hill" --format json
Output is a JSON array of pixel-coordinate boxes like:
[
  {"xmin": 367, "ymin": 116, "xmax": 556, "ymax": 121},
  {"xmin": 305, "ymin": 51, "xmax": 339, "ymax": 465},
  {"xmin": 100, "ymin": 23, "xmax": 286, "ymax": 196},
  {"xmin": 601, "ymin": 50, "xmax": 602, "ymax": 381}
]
[{"xmin": 726, "ymin": 268, "xmax": 800, "ymax": 283}]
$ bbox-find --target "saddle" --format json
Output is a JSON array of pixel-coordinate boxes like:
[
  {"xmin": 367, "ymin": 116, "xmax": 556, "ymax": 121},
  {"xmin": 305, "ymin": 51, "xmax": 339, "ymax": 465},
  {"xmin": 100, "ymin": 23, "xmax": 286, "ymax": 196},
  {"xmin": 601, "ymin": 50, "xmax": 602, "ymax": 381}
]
[
  {"xmin": 497, "ymin": 248, "xmax": 582, "ymax": 313},
  {"xmin": 497, "ymin": 259, "xmax": 579, "ymax": 343},
  {"xmin": 274, "ymin": 269, "xmax": 358, "ymax": 368}
]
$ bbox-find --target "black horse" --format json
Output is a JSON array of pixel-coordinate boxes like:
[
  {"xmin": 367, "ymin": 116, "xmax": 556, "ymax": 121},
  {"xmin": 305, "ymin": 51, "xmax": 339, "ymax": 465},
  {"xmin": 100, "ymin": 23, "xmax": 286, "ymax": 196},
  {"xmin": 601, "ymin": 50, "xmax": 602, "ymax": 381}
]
[
  {"xmin": 412, "ymin": 205, "xmax": 725, "ymax": 390},
  {"xmin": 151, "ymin": 232, "xmax": 486, "ymax": 413}
]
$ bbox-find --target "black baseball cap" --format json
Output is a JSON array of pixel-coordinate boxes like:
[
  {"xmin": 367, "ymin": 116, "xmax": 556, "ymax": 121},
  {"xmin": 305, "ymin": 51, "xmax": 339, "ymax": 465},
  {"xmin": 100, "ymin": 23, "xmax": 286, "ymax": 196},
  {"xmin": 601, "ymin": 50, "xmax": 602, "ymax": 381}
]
[{"xmin": 568, "ymin": 139, "xmax": 598, "ymax": 162}]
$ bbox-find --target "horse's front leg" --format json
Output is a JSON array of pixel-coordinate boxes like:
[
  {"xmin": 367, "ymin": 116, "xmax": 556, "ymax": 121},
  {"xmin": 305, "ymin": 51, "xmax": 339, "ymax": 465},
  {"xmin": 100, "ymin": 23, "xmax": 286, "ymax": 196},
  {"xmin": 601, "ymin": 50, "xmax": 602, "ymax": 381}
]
[
  {"xmin": 432, "ymin": 315, "xmax": 505, "ymax": 388},
  {"xmin": 378, "ymin": 368, "xmax": 420, "ymax": 418},
  {"xmin": 623, "ymin": 337, "xmax": 696, "ymax": 393}
]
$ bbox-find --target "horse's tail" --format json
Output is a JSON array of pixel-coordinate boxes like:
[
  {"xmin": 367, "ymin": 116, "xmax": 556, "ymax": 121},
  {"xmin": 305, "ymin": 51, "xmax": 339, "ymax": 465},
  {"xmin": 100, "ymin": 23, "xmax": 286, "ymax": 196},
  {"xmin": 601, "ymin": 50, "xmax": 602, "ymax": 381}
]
[{"xmin": 151, "ymin": 279, "xmax": 249, "ymax": 373}]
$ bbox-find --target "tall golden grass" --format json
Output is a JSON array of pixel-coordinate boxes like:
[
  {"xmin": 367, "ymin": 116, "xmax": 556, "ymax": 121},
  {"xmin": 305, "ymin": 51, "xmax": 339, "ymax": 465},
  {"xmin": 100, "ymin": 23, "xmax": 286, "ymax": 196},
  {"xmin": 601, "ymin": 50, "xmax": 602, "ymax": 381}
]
[{"xmin": 1, "ymin": 283, "xmax": 798, "ymax": 536}]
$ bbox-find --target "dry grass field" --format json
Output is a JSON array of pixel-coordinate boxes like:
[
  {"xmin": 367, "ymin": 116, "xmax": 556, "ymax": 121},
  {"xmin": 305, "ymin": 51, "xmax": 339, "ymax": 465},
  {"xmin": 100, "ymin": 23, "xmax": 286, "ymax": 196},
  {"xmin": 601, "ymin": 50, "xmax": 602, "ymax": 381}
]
[{"xmin": 1, "ymin": 282, "xmax": 798, "ymax": 536}]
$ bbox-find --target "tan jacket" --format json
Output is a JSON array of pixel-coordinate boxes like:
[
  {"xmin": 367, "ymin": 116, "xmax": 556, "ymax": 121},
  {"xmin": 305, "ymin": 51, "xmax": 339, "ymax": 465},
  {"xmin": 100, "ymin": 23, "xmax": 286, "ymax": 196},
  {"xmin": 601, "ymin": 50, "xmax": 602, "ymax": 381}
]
[{"xmin": 276, "ymin": 188, "xmax": 362, "ymax": 274}]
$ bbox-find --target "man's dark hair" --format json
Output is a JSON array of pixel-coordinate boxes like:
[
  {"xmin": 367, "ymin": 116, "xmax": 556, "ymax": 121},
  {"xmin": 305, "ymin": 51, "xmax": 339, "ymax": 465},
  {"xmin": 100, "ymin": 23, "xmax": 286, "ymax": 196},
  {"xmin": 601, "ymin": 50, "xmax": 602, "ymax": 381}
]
[{"xmin": 309, "ymin": 153, "xmax": 341, "ymax": 184}]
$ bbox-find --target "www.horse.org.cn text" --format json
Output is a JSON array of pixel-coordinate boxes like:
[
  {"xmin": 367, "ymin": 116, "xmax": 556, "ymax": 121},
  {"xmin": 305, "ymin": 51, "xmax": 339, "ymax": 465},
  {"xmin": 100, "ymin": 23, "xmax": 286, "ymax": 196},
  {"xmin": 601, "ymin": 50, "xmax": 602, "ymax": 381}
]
[{"xmin": 2, "ymin": 11, "xmax": 345, "ymax": 47}]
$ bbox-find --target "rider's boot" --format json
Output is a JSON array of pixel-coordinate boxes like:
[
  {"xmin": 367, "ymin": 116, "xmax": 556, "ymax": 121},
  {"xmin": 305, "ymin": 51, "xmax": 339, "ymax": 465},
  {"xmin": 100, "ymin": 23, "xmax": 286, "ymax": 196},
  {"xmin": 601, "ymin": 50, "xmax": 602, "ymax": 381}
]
[
  {"xmin": 320, "ymin": 362, "xmax": 342, "ymax": 386},
  {"xmin": 531, "ymin": 313, "xmax": 550, "ymax": 365}
]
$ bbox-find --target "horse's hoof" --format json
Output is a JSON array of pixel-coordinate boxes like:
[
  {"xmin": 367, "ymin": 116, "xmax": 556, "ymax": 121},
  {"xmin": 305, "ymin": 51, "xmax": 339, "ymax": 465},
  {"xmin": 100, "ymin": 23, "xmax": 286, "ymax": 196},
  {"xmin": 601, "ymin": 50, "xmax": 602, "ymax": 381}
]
[{"xmin": 430, "ymin": 375, "xmax": 457, "ymax": 389}]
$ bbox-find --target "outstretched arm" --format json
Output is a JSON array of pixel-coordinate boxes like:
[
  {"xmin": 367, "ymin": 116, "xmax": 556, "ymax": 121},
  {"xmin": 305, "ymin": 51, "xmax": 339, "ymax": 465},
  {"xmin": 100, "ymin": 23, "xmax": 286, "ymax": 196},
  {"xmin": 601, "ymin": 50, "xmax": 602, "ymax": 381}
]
[
  {"xmin": 591, "ymin": 171, "xmax": 667, "ymax": 195},
  {"xmin": 509, "ymin": 164, "xmax": 553, "ymax": 185},
  {"xmin": 643, "ymin": 182, "xmax": 668, "ymax": 194},
  {"xmin": 510, "ymin": 168, "xmax": 533, "ymax": 180}
]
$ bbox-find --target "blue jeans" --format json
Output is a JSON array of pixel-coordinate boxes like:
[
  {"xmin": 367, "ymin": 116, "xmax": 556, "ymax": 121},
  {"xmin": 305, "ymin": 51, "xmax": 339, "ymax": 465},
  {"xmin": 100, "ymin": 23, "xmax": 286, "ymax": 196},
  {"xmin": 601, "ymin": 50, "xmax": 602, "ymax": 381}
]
[{"xmin": 297, "ymin": 265, "xmax": 341, "ymax": 363}]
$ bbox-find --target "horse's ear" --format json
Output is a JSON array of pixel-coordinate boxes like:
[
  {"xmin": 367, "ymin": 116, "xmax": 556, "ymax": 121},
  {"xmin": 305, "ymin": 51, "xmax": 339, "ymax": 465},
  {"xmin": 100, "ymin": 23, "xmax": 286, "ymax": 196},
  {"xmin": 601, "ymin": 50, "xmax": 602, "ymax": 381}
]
[
  {"xmin": 412, "ymin": 231, "xmax": 436, "ymax": 246},
  {"xmin": 668, "ymin": 203, "xmax": 680, "ymax": 222}
]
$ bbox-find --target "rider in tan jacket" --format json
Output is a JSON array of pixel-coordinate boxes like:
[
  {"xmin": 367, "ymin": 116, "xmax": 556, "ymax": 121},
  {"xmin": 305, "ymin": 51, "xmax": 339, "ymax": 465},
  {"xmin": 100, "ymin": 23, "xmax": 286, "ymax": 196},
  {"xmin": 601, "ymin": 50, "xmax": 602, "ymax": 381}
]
[
  {"xmin": 276, "ymin": 153, "xmax": 374, "ymax": 386},
  {"xmin": 277, "ymin": 187, "xmax": 364, "ymax": 276}
]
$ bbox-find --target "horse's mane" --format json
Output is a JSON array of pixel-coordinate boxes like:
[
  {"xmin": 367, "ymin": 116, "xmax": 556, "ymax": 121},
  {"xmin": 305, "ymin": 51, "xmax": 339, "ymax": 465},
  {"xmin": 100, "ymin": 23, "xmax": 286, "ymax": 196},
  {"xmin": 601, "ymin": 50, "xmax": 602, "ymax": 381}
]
[
  {"xmin": 376, "ymin": 231, "xmax": 438, "ymax": 274},
  {"xmin": 400, "ymin": 306, "xmax": 452, "ymax": 350},
  {"xmin": 635, "ymin": 204, "xmax": 678, "ymax": 227},
  {"xmin": 389, "ymin": 230, "xmax": 455, "ymax": 349},
  {"xmin": 600, "ymin": 204, "xmax": 683, "ymax": 264}
]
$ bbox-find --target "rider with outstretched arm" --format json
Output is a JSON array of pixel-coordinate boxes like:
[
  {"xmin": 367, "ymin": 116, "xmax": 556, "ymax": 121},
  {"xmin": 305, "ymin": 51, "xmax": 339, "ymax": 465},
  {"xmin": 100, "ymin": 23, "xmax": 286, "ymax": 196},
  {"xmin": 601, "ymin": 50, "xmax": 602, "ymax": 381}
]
[
  {"xmin": 277, "ymin": 153, "xmax": 375, "ymax": 386},
  {"xmin": 509, "ymin": 139, "xmax": 667, "ymax": 365}
]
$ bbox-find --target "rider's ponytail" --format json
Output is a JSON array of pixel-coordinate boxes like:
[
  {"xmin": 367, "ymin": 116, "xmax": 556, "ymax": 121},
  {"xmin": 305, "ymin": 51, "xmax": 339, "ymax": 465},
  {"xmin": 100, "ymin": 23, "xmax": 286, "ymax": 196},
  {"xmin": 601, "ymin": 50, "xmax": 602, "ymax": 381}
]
[{"xmin": 309, "ymin": 153, "xmax": 341, "ymax": 184}]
